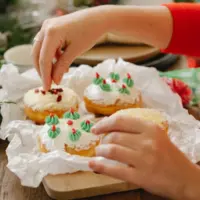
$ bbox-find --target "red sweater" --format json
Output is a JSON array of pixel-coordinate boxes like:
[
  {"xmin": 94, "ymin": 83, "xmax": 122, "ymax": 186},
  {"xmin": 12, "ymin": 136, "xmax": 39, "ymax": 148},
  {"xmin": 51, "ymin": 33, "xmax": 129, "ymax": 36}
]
[{"xmin": 162, "ymin": 3, "xmax": 200, "ymax": 57}]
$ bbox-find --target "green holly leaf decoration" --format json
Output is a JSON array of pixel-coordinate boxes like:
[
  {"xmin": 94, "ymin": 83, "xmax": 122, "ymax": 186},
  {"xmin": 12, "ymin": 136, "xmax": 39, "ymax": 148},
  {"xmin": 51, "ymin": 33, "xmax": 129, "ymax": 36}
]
[
  {"xmin": 123, "ymin": 73, "xmax": 134, "ymax": 88},
  {"xmin": 81, "ymin": 120, "xmax": 93, "ymax": 132},
  {"xmin": 93, "ymin": 72, "xmax": 103, "ymax": 85},
  {"xmin": 100, "ymin": 79, "xmax": 112, "ymax": 92},
  {"xmin": 45, "ymin": 114, "xmax": 59, "ymax": 125},
  {"xmin": 48, "ymin": 125, "xmax": 61, "ymax": 139},
  {"xmin": 69, "ymin": 128, "xmax": 82, "ymax": 142},
  {"xmin": 63, "ymin": 108, "xmax": 80, "ymax": 120},
  {"xmin": 119, "ymin": 84, "xmax": 130, "ymax": 95},
  {"xmin": 110, "ymin": 72, "xmax": 120, "ymax": 82}
]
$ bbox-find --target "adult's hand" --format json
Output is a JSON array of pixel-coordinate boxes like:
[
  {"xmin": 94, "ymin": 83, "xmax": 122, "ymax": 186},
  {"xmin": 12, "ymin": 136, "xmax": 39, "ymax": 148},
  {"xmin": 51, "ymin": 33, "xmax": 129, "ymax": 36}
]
[
  {"xmin": 32, "ymin": 6, "xmax": 109, "ymax": 90},
  {"xmin": 89, "ymin": 114, "xmax": 200, "ymax": 200}
]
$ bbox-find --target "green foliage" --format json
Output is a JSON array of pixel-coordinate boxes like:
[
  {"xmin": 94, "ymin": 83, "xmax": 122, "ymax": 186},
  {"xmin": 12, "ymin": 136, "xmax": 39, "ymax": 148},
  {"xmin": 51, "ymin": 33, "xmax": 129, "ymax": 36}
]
[{"xmin": 0, "ymin": 14, "xmax": 38, "ymax": 56}]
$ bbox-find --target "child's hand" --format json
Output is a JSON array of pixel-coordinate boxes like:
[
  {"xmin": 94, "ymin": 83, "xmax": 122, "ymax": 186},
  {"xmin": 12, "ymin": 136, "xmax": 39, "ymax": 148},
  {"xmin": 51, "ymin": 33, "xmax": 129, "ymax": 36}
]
[
  {"xmin": 32, "ymin": 7, "xmax": 109, "ymax": 90},
  {"xmin": 90, "ymin": 114, "xmax": 200, "ymax": 200}
]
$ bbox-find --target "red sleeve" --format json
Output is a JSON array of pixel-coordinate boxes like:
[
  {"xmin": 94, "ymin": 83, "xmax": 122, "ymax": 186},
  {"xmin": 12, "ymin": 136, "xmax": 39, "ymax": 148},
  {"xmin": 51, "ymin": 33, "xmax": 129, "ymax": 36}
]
[{"xmin": 162, "ymin": 3, "xmax": 200, "ymax": 57}]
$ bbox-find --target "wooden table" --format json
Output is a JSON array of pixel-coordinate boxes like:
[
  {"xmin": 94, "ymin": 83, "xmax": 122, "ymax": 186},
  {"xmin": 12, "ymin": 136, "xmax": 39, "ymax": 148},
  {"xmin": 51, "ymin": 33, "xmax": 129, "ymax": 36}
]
[{"xmin": 0, "ymin": 57, "xmax": 186, "ymax": 200}]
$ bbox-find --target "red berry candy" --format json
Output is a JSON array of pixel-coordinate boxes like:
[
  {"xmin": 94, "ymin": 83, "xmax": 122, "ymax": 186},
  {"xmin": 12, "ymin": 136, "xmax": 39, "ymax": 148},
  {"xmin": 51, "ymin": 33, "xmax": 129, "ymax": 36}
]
[
  {"xmin": 70, "ymin": 108, "xmax": 74, "ymax": 113},
  {"xmin": 127, "ymin": 73, "xmax": 131, "ymax": 79},
  {"xmin": 41, "ymin": 90, "xmax": 46, "ymax": 95},
  {"xmin": 72, "ymin": 128, "xmax": 76, "ymax": 134},
  {"xmin": 54, "ymin": 91, "xmax": 58, "ymax": 95},
  {"xmin": 96, "ymin": 72, "xmax": 100, "ymax": 78},
  {"xmin": 67, "ymin": 120, "xmax": 73, "ymax": 126},
  {"xmin": 57, "ymin": 88, "xmax": 63, "ymax": 92},
  {"xmin": 112, "ymin": 79, "xmax": 117, "ymax": 83},
  {"xmin": 122, "ymin": 84, "xmax": 126, "ymax": 89},
  {"xmin": 50, "ymin": 113, "xmax": 54, "ymax": 118},
  {"xmin": 34, "ymin": 89, "xmax": 39, "ymax": 93},
  {"xmin": 86, "ymin": 120, "xmax": 90, "ymax": 124},
  {"xmin": 57, "ymin": 95, "xmax": 62, "ymax": 102},
  {"xmin": 52, "ymin": 125, "xmax": 56, "ymax": 131}
]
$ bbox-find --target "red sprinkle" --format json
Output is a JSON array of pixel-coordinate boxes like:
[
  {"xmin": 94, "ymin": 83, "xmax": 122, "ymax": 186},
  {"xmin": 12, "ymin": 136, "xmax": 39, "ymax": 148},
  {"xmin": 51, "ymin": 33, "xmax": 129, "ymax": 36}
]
[
  {"xmin": 70, "ymin": 108, "xmax": 74, "ymax": 113},
  {"xmin": 57, "ymin": 95, "xmax": 62, "ymax": 102},
  {"xmin": 53, "ymin": 90, "xmax": 58, "ymax": 95},
  {"xmin": 34, "ymin": 89, "xmax": 39, "ymax": 93},
  {"xmin": 96, "ymin": 72, "xmax": 100, "ymax": 78},
  {"xmin": 122, "ymin": 84, "xmax": 126, "ymax": 89},
  {"xmin": 41, "ymin": 90, "xmax": 46, "ymax": 95},
  {"xmin": 103, "ymin": 79, "xmax": 106, "ymax": 84},
  {"xmin": 86, "ymin": 120, "xmax": 90, "ymax": 124},
  {"xmin": 57, "ymin": 88, "xmax": 63, "ymax": 92},
  {"xmin": 112, "ymin": 79, "xmax": 117, "ymax": 83},
  {"xmin": 67, "ymin": 120, "xmax": 73, "ymax": 126},
  {"xmin": 127, "ymin": 73, "xmax": 131, "ymax": 79},
  {"xmin": 72, "ymin": 128, "xmax": 76, "ymax": 134},
  {"xmin": 52, "ymin": 125, "xmax": 56, "ymax": 131},
  {"xmin": 50, "ymin": 113, "xmax": 54, "ymax": 118}
]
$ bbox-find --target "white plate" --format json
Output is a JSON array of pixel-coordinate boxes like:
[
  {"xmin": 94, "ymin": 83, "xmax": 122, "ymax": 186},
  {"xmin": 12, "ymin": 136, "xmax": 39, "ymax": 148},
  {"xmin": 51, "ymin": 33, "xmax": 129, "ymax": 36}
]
[{"xmin": 4, "ymin": 44, "xmax": 33, "ymax": 73}]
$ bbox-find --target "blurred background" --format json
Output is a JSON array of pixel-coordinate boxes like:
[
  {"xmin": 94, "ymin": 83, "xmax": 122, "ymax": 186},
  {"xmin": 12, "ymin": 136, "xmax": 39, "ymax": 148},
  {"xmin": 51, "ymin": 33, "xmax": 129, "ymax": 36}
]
[{"xmin": 0, "ymin": 0, "xmax": 198, "ymax": 72}]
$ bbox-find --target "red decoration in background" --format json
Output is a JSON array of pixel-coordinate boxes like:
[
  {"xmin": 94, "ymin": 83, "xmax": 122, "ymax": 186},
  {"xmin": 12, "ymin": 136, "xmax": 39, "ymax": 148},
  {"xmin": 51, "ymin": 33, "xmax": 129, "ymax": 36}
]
[
  {"xmin": 187, "ymin": 57, "xmax": 200, "ymax": 68},
  {"xmin": 162, "ymin": 77, "xmax": 192, "ymax": 106}
]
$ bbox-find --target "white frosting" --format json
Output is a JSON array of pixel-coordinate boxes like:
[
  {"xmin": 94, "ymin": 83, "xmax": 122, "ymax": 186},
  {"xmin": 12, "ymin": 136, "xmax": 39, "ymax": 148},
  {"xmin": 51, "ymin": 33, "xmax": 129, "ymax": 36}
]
[
  {"xmin": 39, "ymin": 116, "xmax": 100, "ymax": 151},
  {"xmin": 24, "ymin": 85, "xmax": 79, "ymax": 111},
  {"xmin": 84, "ymin": 77, "xmax": 140, "ymax": 105}
]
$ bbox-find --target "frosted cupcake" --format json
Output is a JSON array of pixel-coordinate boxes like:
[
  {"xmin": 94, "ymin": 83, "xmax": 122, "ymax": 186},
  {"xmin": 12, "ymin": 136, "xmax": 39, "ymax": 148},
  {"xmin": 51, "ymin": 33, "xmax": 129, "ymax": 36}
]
[
  {"xmin": 24, "ymin": 85, "xmax": 79, "ymax": 124},
  {"xmin": 38, "ymin": 109, "xmax": 101, "ymax": 157},
  {"xmin": 115, "ymin": 108, "xmax": 168, "ymax": 132},
  {"xmin": 84, "ymin": 72, "xmax": 143, "ymax": 116}
]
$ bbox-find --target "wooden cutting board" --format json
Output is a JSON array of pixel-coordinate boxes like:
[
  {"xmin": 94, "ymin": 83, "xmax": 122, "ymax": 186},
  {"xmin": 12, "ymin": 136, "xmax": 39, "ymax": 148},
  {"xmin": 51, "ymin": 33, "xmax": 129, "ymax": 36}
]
[
  {"xmin": 74, "ymin": 45, "xmax": 160, "ymax": 66},
  {"xmin": 43, "ymin": 172, "xmax": 138, "ymax": 200}
]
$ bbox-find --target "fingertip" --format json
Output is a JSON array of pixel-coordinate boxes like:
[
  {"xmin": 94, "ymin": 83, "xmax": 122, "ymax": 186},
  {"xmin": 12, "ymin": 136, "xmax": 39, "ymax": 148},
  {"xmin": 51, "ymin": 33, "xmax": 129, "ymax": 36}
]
[
  {"xmin": 91, "ymin": 126, "xmax": 97, "ymax": 134},
  {"xmin": 88, "ymin": 160, "xmax": 96, "ymax": 169},
  {"xmin": 42, "ymin": 77, "xmax": 52, "ymax": 91},
  {"xmin": 89, "ymin": 160, "xmax": 104, "ymax": 173},
  {"xmin": 52, "ymin": 73, "xmax": 62, "ymax": 85}
]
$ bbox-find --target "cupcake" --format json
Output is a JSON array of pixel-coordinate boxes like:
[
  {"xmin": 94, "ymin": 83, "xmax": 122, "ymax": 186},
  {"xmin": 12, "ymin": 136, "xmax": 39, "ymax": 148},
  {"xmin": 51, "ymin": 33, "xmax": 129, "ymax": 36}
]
[
  {"xmin": 38, "ymin": 109, "xmax": 101, "ymax": 157},
  {"xmin": 24, "ymin": 85, "xmax": 79, "ymax": 124},
  {"xmin": 84, "ymin": 72, "xmax": 143, "ymax": 116},
  {"xmin": 115, "ymin": 108, "xmax": 168, "ymax": 132}
]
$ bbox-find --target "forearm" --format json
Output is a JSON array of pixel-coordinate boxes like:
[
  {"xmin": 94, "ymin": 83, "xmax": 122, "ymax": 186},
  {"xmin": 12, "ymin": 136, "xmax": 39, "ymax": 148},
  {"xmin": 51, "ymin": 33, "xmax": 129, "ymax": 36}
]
[
  {"xmin": 182, "ymin": 165, "xmax": 200, "ymax": 200},
  {"xmin": 100, "ymin": 5, "xmax": 173, "ymax": 49}
]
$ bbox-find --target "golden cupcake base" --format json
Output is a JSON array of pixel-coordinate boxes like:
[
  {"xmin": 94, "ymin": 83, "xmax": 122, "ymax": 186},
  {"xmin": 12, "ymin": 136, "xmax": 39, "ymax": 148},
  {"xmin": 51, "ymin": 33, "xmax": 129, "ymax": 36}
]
[
  {"xmin": 83, "ymin": 94, "xmax": 143, "ymax": 116},
  {"xmin": 24, "ymin": 105, "xmax": 79, "ymax": 125},
  {"xmin": 38, "ymin": 136, "xmax": 100, "ymax": 157}
]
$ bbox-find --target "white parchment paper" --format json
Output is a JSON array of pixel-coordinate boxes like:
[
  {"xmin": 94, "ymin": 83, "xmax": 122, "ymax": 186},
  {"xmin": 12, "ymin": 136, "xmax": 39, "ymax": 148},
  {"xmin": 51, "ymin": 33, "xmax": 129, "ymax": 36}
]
[{"xmin": 1, "ymin": 59, "xmax": 200, "ymax": 188}]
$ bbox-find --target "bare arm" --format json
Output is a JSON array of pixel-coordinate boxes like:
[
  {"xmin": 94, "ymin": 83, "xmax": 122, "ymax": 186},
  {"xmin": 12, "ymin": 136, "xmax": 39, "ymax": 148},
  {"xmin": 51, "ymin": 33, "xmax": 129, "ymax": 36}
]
[
  {"xmin": 32, "ymin": 5, "xmax": 172, "ymax": 90},
  {"xmin": 103, "ymin": 5, "xmax": 173, "ymax": 49}
]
